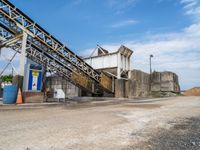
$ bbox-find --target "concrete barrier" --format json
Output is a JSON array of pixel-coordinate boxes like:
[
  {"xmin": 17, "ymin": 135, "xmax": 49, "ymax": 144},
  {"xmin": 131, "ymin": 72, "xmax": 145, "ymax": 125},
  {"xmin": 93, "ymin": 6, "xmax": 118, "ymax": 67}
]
[
  {"xmin": 127, "ymin": 70, "xmax": 180, "ymax": 98},
  {"xmin": 115, "ymin": 79, "xmax": 126, "ymax": 98}
]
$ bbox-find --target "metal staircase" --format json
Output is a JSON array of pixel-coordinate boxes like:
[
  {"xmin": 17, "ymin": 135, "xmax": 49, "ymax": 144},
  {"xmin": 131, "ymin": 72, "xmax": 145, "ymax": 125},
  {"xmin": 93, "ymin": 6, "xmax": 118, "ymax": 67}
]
[{"xmin": 0, "ymin": 0, "xmax": 114, "ymax": 94}]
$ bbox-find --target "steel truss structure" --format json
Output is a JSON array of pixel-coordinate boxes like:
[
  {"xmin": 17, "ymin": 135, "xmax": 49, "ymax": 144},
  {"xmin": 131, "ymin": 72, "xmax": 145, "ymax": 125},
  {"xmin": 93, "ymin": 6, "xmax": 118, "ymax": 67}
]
[{"xmin": 0, "ymin": 0, "xmax": 114, "ymax": 94}]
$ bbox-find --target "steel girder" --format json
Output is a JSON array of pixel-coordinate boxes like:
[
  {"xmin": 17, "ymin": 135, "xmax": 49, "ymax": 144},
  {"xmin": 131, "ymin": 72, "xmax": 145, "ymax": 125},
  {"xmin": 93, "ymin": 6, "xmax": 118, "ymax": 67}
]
[
  {"xmin": 0, "ymin": 0, "xmax": 100, "ymax": 82},
  {"xmin": 0, "ymin": 26, "xmax": 95, "ymax": 92},
  {"xmin": 0, "ymin": 0, "xmax": 114, "ymax": 93}
]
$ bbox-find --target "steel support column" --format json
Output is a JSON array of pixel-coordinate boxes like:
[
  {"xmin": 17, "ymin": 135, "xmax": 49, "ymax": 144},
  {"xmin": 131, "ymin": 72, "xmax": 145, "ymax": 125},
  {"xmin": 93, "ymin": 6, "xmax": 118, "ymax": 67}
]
[{"xmin": 19, "ymin": 32, "xmax": 27, "ymax": 76}]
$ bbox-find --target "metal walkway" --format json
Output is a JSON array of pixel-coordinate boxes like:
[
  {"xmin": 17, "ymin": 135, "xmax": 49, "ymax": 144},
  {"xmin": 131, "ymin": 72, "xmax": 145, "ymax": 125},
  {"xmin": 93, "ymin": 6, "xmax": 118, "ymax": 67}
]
[{"xmin": 0, "ymin": 0, "xmax": 114, "ymax": 94}]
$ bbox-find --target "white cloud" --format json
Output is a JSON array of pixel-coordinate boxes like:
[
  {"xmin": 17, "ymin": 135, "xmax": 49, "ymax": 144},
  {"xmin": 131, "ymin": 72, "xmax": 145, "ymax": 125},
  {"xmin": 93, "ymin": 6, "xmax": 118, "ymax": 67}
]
[
  {"xmin": 111, "ymin": 19, "xmax": 138, "ymax": 28},
  {"xmin": 180, "ymin": 0, "xmax": 200, "ymax": 21},
  {"xmin": 106, "ymin": 0, "xmax": 137, "ymax": 14},
  {"xmin": 184, "ymin": 23, "xmax": 200, "ymax": 36},
  {"xmin": 80, "ymin": 1, "xmax": 200, "ymax": 90}
]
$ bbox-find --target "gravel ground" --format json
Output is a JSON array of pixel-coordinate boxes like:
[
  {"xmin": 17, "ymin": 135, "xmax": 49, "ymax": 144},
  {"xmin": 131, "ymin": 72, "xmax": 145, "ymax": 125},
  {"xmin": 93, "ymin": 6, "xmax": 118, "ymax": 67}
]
[
  {"xmin": 126, "ymin": 117, "xmax": 200, "ymax": 150},
  {"xmin": 0, "ymin": 96, "xmax": 200, "ymax": 150}
]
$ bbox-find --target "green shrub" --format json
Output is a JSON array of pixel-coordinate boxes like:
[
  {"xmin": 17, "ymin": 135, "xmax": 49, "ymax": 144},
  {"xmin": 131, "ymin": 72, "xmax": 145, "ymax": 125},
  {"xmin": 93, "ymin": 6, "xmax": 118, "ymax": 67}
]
[{"xmin": 0, "ymin": 75, "xmax": 13, "ymax": 83}]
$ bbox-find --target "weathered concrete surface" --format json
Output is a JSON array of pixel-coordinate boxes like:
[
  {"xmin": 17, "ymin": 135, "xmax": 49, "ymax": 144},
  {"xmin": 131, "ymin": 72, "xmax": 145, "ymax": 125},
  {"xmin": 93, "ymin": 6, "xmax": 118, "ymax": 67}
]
[
  {"xmin": 46, "ymin": 70, "xmax": 180, "ymax": 99},
  {"xmin": 151, "ymin": 71, "xmax": 180, "ymax": 93},
  {"xmin": 0, "ymin": 96, "xmax": 200, "ymax": 150},
  {"xmin": 99, "ymin": 72, "xmax": 113, "ymax": 92},
  {"xmin": 23, "ymin": 92, "xmax": 44, "ymax": 103},
  {"xmin": 0, "ymin": 79, "xmax": 2, "ymax": 98},
  {"xmin": 129, "ymin": 69, "xmax": 150, "ymax": 97},
  {"xmin": 127, "ymin": 70, "xmax": 180, "ymax": 98},
  {"xmin": 46, "ymin": 76, "xmax": 80, "ymax": 99},
  {"xmin": 115, "ymin": 79, "xmax": 126, "ymax": 98},
  {"xmin": 151, "ymin": 71, "xmax": 161, "ymax": 92},
  {"xmin": 125, "ymin": 80, "xmax": 137, "ymax": 98},
  {"xmin": 84, "ymin": 45, "xmax": 133, "ymax": 79}
]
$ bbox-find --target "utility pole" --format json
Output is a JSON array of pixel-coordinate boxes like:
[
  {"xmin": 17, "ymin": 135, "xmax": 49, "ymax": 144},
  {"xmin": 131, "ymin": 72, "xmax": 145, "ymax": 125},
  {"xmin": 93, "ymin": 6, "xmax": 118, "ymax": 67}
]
[
  {"xmin": 149, "ymin": 54, "xmax": 153, "ymax": 92},
  {"xmin": 150, "ymin": 54, "xmax": 153, "ymax": 74}
]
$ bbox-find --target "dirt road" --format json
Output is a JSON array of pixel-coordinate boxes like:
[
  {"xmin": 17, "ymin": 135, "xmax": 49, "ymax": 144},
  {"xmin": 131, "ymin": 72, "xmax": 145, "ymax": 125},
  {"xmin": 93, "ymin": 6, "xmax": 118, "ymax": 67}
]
[{"xmin": 0, "ymin": 96, "xmax": 200, "ymax": 150}]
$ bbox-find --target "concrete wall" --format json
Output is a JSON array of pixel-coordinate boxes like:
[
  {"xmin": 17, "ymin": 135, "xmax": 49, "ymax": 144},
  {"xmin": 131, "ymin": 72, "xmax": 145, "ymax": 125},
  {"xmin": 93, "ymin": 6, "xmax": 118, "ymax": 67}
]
[
  {"xmin": 115, "ymin": 79, "xmax": 126, "ymax": 98},
  {"xmin": 84, "ymin": 45, "xmax": 132, "ymax": 79},
  {"xmin": 0, "ymin": 79, "xmax": 2, "ymax": 98},
  {"xmin": 46, "ymin": 76, "xmax": 80, "ymax": 99},
  {"xmin": 129, "ymin": 70, "xmax": 150, "ymax": 97},
  {"xmin": 125, "ymin": 79, "xmax": 137, "ymax": 99},
  {"xmin": 85, "ymin": 54, "xmax": 118, "ymax": 70},
  {"xmin": 151, "ymin": 71, "xmax": 180, "ymax": 93},
  {"xmin": 23, "ymin": 92, "xmax": 44, "ymax": 103},
  {"xmin": 46, "ymin": 71, "xmax": 180, "ymax": 99},
  {"xmin": 120, "ymin": 70, "xmax": 181, "ymax": 98}
]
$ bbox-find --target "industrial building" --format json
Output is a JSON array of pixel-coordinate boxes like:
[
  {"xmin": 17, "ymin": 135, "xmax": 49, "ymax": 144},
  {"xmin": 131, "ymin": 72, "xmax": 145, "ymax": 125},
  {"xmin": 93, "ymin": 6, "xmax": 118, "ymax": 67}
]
[{"xmin": 0, "ymin": 0, "xmax": 180, "ymax": 104}]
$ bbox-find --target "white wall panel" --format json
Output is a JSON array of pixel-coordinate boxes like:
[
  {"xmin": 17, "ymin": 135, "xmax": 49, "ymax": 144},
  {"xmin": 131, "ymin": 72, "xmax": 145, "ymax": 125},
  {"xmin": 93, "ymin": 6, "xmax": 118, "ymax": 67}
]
[{"xmin": 85, "ymin": 54, "xmax": 118, "ymax": 69}]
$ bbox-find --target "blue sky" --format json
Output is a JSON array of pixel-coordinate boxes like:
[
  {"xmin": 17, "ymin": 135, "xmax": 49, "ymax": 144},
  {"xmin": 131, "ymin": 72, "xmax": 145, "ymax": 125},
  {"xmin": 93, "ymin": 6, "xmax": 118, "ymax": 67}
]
[{"xmin": 0, "ymin": 0, "xmax": 200, "ymax": 90}]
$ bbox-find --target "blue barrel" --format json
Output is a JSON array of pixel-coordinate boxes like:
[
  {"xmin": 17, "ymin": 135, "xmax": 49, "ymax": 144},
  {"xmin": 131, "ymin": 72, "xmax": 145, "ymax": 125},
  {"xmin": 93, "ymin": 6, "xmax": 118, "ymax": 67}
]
[{"xmin": 3, "ymin": 85, "xmax": 18, "ymax": 104}]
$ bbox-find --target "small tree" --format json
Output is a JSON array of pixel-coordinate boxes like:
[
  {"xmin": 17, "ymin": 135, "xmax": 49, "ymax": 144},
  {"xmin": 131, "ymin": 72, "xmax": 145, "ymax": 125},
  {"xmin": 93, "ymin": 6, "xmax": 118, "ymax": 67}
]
[{"xmin": 0, "ymin": 75, "xmax": 13, "ymax": 83}]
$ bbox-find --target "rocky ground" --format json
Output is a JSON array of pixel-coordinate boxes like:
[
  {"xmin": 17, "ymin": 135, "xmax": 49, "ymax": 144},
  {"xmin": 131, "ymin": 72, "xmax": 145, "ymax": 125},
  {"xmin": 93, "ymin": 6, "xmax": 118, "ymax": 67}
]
[
  {"xmin": 0, "ymin": 96, "xmax": 200, "ymax": 150},
  {"xmin": 127, "ymin": 117, "xmax": 200, "ymax": 150}
]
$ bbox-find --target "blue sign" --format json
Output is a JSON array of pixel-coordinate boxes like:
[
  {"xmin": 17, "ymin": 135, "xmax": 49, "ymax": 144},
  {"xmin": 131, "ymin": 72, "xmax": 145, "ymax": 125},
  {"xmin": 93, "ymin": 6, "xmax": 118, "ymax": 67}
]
[{"xmin": 28, "ymin": 64, "xmax": 42, "ymax": 91}]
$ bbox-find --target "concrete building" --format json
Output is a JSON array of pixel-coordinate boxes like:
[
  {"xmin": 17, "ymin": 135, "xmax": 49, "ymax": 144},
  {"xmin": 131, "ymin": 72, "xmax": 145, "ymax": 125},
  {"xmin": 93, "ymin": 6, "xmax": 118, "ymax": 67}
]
[
  {"xmin": 45, "ymin": 45, "xmax": 180, "ymax": 100},
  {"xmin": 84, "ymin": 45, "xmax": 133, "ymax": 79},
  {"xmin": 45, "ymin": 45, "xmax": 133, "ymax": 99}
]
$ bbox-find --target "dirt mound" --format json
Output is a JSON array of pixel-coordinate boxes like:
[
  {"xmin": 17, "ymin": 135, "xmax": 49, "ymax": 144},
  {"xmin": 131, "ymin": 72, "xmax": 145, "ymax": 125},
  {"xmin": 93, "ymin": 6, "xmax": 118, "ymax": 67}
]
[{"xmin": 184, "ymin": 87, "xmax": 200, "ymax": 96}]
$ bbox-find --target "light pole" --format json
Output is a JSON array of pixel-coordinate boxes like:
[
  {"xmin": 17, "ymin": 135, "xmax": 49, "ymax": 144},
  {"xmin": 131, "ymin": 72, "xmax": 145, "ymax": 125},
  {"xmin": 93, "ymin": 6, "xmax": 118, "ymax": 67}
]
[
  {"xmin": 150, "ymin": 54, "xmax": 154, "ymax": 74},
  {"xmin": 149, "ymin": 54, "xmax": 153, "ymax": 92}
]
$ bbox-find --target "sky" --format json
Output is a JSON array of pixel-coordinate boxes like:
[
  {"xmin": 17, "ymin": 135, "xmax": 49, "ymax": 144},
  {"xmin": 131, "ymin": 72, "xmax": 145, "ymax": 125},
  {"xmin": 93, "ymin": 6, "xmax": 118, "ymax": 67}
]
[{"xmin": 0, "ymin": 0, "xmax": 200, "ymax": 90}]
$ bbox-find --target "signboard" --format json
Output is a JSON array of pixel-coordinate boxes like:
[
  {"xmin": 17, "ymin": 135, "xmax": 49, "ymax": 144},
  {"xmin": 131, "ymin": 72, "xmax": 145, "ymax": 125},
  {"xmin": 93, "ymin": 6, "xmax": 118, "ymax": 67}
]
[{"xmin": 28, "ymin": 64, "xmax": 42, "ymax": 91}]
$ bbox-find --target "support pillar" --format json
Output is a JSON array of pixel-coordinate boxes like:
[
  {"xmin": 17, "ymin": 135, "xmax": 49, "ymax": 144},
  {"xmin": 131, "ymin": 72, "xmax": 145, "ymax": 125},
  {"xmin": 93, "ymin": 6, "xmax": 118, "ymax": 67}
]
[
  {"xmin": 112, "ymin": 76, "xmax": 115, "ymax": 93},
  {"xmin": 128, "ymin": 57, "xmax": 131, "ymax": 79},
  {"xmin": 19, "ymin": 32, "xmax": 27, "ymax": 76},
  {"xmin": 115, "ymin": 79, "xmax": 125, "ymax": 98},
  {"xmin": 117, "ymin": 52, "xmax": 121, "ymax": 79}
]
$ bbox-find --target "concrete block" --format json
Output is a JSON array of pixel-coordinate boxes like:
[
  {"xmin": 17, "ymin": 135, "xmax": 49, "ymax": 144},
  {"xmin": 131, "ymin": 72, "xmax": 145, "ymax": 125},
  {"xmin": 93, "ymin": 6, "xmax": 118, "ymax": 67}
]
[
  {"xmin": 161, "ymin": 72, "xmax": 174, "ymax": 82},
  {"xmin": 151, "ymin": 72, "xmax": 161, "ymax": 83},
  {"xmin": 129, "ymin": 70, "xmax": 150, "ymax": 97},
  {"xmin": 125, "ymin": 80, "xmax": 137, "ymax": 98},
  {"xmin": 151, "ymin": 83, "xmax": 161, "ymax": 92},
  {"xmin": 161, "ymin": 81, "xmax": 175, "ymax": 92}
]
